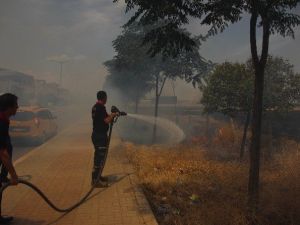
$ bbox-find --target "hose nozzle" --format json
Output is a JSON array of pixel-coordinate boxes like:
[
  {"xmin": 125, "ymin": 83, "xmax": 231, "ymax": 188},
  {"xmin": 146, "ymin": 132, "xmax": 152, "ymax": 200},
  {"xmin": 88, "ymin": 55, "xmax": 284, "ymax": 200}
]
[{"xmin": 111, "ymin": 106, "xmax": 127, "ymax": 116}]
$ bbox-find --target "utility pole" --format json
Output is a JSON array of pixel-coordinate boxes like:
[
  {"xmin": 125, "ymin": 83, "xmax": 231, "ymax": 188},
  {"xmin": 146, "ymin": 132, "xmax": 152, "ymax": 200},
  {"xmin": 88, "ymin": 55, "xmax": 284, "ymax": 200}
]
[
  {"xmin": 58, "ymin": 61, "xmax": 67, "ymax": 86},
  {"xmin": 55, "ymin": 61, "xmax": 68, "ymax": 86},
  {"xmin": 48, "ymin": 56, "xmax": 70, "ymax": 87},
  {"xmin": 48, "ymin": 57, "xmax": 69, "ymax": 104}
]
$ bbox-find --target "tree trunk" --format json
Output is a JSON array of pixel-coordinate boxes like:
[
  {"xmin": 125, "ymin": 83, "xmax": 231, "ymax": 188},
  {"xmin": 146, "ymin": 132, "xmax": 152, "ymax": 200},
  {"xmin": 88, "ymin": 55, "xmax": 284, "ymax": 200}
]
[
  {"xmin": 152, "ymin": 75, "xmax": 166, "ymax": 143},
  {"xmin": 152, "ymin": 75, "xmax": 159, "ymax": 143},
  {"xmin": 152, "ymin": 93, "xmax": 159, "ymax": 143},
  {"xmin": 248, "ymin": 66, "xmax": 264, "ymax": 213},
  {"xmin": 240, "ymin": 111, "xmax": 251, "ymax": 160},
  {"xmin": 248, "ymin": 11, "xmax": 270, "ymax": 213},
  {"xmin": 171, "ymin": 80, "xmax": 178, "ymax": 124}
]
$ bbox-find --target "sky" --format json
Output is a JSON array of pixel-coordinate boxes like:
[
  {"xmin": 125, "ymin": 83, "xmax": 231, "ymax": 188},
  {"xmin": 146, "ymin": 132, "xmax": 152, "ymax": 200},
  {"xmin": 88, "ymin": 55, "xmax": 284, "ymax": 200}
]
[{"xmin": 0, "ymin": 0, "xmax": 299, "ymax": 101}]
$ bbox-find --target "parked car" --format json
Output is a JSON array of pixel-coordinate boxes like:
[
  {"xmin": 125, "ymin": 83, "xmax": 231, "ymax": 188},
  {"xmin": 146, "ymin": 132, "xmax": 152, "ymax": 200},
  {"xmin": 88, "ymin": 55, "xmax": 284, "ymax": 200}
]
[{"xmin": 10, "ymin": 106, "xmax": 58, "ymax": 145}]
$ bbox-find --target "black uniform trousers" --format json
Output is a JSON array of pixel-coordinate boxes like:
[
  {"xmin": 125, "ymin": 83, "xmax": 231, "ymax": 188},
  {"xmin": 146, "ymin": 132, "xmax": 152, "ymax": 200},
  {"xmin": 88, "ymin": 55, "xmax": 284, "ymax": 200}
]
[
  {"xmin": 0, "ymin": 137, "xmax": 13, "ymax": 215},
  {"xmin": 91, "ymin": 132, "xmax": 108, "ymax": 182},
  {"xmin": 0, "ymin": 137, "xmax": 12, "ymax": 180}
]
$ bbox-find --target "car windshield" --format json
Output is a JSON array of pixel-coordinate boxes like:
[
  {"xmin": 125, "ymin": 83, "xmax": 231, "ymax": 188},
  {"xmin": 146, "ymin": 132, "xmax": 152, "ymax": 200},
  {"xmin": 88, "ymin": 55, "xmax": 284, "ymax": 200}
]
[{"xmin": 12, "ymin": 111, "xmax": 35, "ymax": 121}]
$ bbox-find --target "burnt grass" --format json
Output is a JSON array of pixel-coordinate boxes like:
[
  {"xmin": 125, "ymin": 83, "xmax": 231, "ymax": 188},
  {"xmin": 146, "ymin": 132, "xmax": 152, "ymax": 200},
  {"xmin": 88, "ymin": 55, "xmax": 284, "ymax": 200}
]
[{"xmin": 123, "ymin": 139, "xmax": 300, "ymax": 225}]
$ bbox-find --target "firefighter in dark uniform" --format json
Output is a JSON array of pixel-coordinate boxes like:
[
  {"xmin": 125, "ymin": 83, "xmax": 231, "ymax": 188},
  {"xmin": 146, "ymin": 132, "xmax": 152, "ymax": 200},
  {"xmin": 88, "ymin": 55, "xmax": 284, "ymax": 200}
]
[
  {"xmin": 91, "ymin": 91, "xmax": 117, "ymax": 187},
  {"xmin": 0, "ymin": 134, "xmax": 13, "ymax": 183},
  {"xmin": 0, "ymin": 93, "xmax": 19, "ymax": 224}
]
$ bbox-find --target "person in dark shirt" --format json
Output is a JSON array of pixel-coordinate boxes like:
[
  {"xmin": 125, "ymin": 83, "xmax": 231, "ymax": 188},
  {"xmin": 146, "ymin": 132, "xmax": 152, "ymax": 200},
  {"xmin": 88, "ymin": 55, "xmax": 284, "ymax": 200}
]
[
  {"xmin": 0, "ymin": 93, "xmax": 19, "ymax": 224},
  {"xmin": 91, "ymin": 91, "xmax": 117, "ymax": 187},
  {"xmin": 0, "ymin": 133, "xmax": 13, "ymax": 183}
]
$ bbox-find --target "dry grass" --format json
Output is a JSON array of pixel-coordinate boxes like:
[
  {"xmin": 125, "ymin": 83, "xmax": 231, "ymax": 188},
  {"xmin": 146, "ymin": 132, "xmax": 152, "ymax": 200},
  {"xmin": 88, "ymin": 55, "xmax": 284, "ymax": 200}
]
[{"xmin": 124, "ymin": 141, "xmax": 300, "ymax": 225}]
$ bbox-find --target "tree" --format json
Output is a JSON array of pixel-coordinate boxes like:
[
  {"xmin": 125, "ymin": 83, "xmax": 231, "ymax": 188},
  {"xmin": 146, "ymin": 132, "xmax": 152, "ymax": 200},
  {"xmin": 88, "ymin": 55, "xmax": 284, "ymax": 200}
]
[
  {"xmin": 201, "ymin": 62, "xmax": 252, "ymax": 159},
  {"xmin": 151, "ymin": 49, "xmax": 213, "ymax": 142},
  {"xmin": 104, "ymin": 60, "xmax": 153, "ymax": 113},
  {"xmin": 246, "ymin": 56, "xmax": 300, "ymax": 113},
  {"xmin": 202, "ymin": 57, "xmax": 300, "ymax": 160},
  {"xmin": 115, "ymin": 0, "xmax": 300, "ymax": 211},
  {"xmin": 105, "ymin": 22, "xmax": 212, "ymax": 143},
  {"xmin": 247, "ymin": 56, "xmax": 300, "ymax": 159},
  {"xmin": 104, "ymin": 23, "xmax": 156, "ymax": 113}
]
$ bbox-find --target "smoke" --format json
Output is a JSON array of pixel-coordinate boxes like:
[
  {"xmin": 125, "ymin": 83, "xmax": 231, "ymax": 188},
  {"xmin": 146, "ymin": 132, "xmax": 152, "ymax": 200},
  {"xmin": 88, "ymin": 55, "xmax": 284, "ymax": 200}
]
[{"xmin": 0, "ymin": 1, "xmax": 299, "ymax": 147}]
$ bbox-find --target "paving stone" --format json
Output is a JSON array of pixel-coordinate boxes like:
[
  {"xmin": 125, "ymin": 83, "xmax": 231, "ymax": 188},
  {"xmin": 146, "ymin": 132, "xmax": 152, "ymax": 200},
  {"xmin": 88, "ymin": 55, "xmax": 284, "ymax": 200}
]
[{"xmin": 2, "ymin": 119, "xmax": 157, "ymax": 225}]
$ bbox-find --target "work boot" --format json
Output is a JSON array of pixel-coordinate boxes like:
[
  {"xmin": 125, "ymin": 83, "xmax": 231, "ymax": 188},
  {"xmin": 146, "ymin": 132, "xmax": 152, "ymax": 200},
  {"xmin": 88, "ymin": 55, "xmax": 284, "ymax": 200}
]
[
  {"xmin": 100, "ymin": 176, "xmax": 109, "ymax": 182},
  {"xmin": 91, "ymin": 179, "xmax": 108, "ymax": 188},
  {"xmin": 0, "ymin": 216, "xmax": 13, "ymax": 224}
]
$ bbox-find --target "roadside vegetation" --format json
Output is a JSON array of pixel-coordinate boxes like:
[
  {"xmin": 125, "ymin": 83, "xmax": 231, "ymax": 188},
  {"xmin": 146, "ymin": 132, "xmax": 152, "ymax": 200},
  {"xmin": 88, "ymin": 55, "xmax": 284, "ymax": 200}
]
[
  {"xmin": 113, "ymin": 0, "xmax": 300, "ymax": 213},
  {"xmin": 107, "ymin": 1, "xmax": 300, "ymax": 223},
  {"xmin": 124, "ymin": 132, "xmax": 299, "ymax": 225}
]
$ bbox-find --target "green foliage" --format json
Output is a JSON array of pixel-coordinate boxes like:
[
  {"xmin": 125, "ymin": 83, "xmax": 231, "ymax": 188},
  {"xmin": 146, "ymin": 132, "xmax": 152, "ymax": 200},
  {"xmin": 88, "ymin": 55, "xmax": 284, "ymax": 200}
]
[
  {"xmin": 104, "ymin": 24, "xmax": 155, "ymax": 103},
  {"xmin": 115, "ymin": 0, "xmax": 300, "ymax": 57},
  {"xmin": 104, "ymin": 22, "xmax": 213, "ymax": 104},
  {"xmin": 115, "ymin": 0, "xmax": 300, "ymax": 207},
  {"xmin": 201, "ymin": 56, "xmax": 300, "ymax": 116},
  {"xmin": 247, "ymin": 56, "xmax": 300, "ymax": 112},
  {"xmin": 104, "ymin": 59, "xmax": 154, "ymax": 103},
  {"xmin": 201, "ymin": 62, "xmax": 252, "ymax": 116}
]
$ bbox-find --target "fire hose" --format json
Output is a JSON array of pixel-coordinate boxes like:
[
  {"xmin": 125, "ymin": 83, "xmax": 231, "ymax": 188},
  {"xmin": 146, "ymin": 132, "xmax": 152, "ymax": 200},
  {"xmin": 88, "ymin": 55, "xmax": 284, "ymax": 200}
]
[{"xmin": 0, "ymin": 106, "xmax": 127, "ymax": 213}]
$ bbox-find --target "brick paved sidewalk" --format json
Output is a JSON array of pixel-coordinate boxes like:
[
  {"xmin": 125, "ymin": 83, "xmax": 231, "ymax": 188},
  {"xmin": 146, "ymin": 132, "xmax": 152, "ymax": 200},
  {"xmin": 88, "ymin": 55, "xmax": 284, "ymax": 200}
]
[{"xmin": 2, "ymin": 118, "xmax": 157, "ymax": 225}]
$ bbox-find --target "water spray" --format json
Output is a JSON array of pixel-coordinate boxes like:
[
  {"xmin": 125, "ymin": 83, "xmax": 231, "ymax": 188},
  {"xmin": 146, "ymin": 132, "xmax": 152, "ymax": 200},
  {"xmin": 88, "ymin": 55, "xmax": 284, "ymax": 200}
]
[{"xmin": 126, "ymin": 113, "xmax": 185, "ymax": 143}]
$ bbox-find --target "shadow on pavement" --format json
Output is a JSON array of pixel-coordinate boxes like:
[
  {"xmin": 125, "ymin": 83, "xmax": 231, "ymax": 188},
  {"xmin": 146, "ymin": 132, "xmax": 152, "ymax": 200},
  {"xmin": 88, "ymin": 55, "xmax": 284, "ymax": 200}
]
[{"xmin": 45, "ymin": 173, "xmax": 132, "ymax": 225}]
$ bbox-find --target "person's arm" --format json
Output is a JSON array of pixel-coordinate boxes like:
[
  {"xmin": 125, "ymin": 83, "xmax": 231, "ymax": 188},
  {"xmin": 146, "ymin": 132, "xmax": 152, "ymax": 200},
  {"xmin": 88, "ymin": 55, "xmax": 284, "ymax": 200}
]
[
  {"xmin": 104, "ymin": 112, "xmax": 118, "ymax": 124},
  {"xmin": 0, "ymin": 149, "xmax": 18, "ymax": 185}
]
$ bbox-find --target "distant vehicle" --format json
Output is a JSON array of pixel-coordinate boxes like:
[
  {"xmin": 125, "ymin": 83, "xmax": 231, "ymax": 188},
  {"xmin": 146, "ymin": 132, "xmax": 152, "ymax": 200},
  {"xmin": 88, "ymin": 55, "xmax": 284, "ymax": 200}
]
[{"xmin": 10, "ymin": 106, "xmax": 58, "ymax": 145}]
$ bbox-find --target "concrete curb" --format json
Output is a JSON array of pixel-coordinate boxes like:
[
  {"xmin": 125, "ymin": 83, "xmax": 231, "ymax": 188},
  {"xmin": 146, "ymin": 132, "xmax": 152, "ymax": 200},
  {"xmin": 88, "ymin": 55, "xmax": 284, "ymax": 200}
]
[{"xmin": 128, "ymin": 173, "xmax": 158, "ymax": 225}]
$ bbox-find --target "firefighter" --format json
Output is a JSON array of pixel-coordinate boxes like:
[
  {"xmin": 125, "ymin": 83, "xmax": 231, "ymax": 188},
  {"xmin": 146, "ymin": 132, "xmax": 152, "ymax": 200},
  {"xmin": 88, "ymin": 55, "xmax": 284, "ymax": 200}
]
[
  {"xmin": 0, "ymin": 93, "xmax": 19, "ymax": 224},
  {"xmin": 91, "ymin": 91, "xmax": 118, "ymax": 187},
  {"xmin": 0, "ymin": 127, "xmax": 13, "ymax": 183}
]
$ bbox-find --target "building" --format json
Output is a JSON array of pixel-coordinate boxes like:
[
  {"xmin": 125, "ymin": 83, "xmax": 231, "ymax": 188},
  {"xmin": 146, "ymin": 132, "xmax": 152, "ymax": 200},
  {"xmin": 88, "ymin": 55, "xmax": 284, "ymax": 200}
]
[
  {"xmin": 0, "ymin": 68, "xmax": 70, "ymax": 106},
  {"xmin": 0, "ymin": 68, "xmax": 35, "ymax": 105}
]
